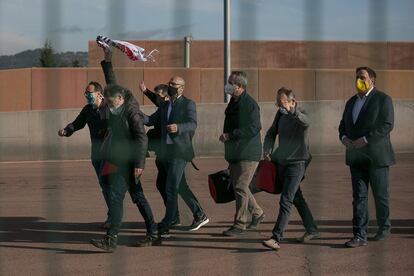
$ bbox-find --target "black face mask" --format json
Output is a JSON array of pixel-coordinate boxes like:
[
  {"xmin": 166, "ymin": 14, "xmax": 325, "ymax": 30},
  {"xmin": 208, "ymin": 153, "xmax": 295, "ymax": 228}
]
[{"xmin": 168, "ymin": 86, "xmax": 179, "ymax": 97}]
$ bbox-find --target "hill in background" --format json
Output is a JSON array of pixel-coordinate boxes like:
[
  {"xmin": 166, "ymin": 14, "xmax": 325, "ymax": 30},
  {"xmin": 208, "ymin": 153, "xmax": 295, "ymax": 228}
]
[{"xmin": 0, "ymin": 49, "xmax": 88, "ymax": 69}]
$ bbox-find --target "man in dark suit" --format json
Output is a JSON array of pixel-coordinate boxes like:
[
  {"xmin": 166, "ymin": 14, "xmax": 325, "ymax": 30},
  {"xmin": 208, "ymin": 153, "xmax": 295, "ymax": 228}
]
[
  {"xmin": 145, "ymin": 76, "xmax": 209, "ymax": 237},
  {"xmin": 338, "ymin": 66, "xmax": 395, "ymax": 248}
]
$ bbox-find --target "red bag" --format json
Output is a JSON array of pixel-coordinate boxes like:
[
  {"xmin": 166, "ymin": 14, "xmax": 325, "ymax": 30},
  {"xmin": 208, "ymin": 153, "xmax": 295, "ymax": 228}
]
[
  {"xmin": 101, "ymin": 161, "xmax": 118, "ymax": 176},
  {"xmin": 255, "ymin": 160, "xmax": 281, "ymax": 194}
]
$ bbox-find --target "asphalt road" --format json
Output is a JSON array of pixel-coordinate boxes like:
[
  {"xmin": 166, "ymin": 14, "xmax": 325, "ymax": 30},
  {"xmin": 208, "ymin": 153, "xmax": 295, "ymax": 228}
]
[{"xmin": 0, "ymin": 154, "xmax": 413, "ymax": 275}]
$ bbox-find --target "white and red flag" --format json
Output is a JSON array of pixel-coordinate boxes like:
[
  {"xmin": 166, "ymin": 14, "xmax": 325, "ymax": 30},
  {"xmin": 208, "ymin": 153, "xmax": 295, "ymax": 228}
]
[{"xmin": 96, "ymin": 35, "xmax": 159, "ymax": 62}]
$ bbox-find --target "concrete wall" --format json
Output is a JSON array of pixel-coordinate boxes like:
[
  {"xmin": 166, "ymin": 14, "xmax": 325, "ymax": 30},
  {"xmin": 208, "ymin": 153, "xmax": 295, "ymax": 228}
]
[
  {"xmin": 88, "ymin": 40, "xmax": 414, "ymax": 70},
  {"xmin": 1, "ymin": 101, "xmax": 413, "ymax": 161},
  {"xmin": 1, "ymin": 68, "xmax": 414, "ymax": 112}
]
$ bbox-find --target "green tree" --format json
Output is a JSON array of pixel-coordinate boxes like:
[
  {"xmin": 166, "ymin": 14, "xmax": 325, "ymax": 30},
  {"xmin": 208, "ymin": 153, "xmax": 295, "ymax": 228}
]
[
  {"xmin": 72, "ymin": 59, "xmax": 81, "ymax": 67},
  {"xmin": 39, "ymin": 40, "xmax": 56, "ymax": 67}
]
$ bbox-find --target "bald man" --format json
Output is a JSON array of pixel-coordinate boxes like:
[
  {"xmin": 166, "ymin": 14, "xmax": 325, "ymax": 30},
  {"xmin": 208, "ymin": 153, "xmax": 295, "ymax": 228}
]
[{"xmin": 144, "ymin": 76, "xmax": 209, "ymax": 238}]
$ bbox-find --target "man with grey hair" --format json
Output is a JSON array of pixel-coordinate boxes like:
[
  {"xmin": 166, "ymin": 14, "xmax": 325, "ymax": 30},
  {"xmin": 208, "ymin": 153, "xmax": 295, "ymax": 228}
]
[
  {"xmin": 261, "ymin": 87, "xmax": 318, "ymax": 251},
  {"xmin": 219, "ymin": 71, "xmax": 265, "ymax": 236}
]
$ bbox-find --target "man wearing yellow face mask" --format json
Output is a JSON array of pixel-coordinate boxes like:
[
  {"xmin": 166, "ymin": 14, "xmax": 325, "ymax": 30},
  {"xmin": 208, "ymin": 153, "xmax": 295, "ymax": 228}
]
[{"xmin": 338, "ymin": 66, "xmax": 395, "ymax": 248}]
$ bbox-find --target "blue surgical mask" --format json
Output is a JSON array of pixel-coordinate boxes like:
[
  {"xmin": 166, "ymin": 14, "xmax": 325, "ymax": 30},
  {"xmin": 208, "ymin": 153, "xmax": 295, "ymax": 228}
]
[
  {"xmin": 279, "ymin": 107, "xmax": 288, "ymax": 115},
  {"xmin": 224, "ymin": 84, "xmax": 235, "ymax": 95},
  {"xmin": 86, "ymin": 93, "xmax": 95, "ymax": 105}
]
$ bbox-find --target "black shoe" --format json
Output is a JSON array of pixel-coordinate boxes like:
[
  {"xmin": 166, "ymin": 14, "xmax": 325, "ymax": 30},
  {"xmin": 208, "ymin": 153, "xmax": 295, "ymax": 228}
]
[
  {"xmin": 345, "ymin": 237, "xmax": 367, "ymax": 248},
  {"xmin": 159, "ymin": 229, "xmax": 171, "ymax": 239},
  {"xmin": 90, "ymin": 235, "xmax": 117, "ymax": 252},
  {"xmin": 222, "ymin": 226, "xmax": 246, "ymax": 236},
  {"xmin": 136, "ymin": 234, "xmax": 162, "ymax": 247},
  {"xmin": 170, "ymin": 217, "xmax": 182, "ymax": 228},
  {"xmin": 247, "ymin": 213, "xmax": 265, "ymax": 230},
  {"xmin": 296, "ymin": 232, "xmax": 320, "ymax": 243},
  {"xmin": 373, "ymin": 230, "xmax": 391, "ymax": 241},
  {"xmin": 188, "ymin": 215, "xmax": 209, "ymax": 231}
]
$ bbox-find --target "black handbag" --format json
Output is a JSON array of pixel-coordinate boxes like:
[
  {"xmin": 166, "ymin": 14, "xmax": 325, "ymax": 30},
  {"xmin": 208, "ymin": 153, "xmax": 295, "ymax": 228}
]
[{"xmin": 208, "ymin": 169, "xmax": 235, "ymax": 203}]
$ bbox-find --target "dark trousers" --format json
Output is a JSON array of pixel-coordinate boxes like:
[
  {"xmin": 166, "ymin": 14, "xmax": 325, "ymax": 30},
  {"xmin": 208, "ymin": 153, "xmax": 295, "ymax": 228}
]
[
  {"xmin": 155, "ymin": 157, "xmax": 180, "ymax": 222},
  {"xmin": 272, "ymin": 161, "xmax": 318, "ymax": 242},
  {"xmin": 157, "ymin": 157, "xmax": 204, "ymax": 231},
  {"xmin": 91, "ymin": 159, "xmax": 111, "ymax": 223},
  {"xmin": 105, "ymin": 167, "xmax": 157, "ymax": 237},
  {"xmin": 350, "ymin": 165, "xmax": 391, "ymax": 240}
]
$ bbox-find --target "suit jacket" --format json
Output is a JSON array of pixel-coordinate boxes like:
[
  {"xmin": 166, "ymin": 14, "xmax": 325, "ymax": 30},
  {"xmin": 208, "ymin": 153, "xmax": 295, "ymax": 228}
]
[
  {"xmin": 338, "ymin": 88, "xmax": 395, "ymax": 167},
  {"xmin": 145, "ymin": 95, "xmax": 197, "ymax": 161}
]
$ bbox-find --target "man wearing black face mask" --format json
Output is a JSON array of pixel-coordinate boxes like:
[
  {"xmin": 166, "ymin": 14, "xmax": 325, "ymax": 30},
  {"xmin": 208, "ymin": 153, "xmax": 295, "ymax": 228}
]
[
  {"xmin": 139, "ymin": 81, "xmax": 183, "ymax": 229},
  {"xmin": 144, "ymin": 76, "xmax": 209, "ymax": 238}
]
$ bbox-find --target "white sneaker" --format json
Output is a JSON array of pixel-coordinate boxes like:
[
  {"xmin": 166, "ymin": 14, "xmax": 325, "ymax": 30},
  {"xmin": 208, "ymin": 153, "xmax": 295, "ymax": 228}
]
[{"xmin": 262, "ymin": 238, "xmax": 280, "ymax": 250}]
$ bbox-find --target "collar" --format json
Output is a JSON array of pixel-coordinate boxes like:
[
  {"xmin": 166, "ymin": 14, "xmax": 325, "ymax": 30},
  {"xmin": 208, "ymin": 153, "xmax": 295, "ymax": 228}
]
[
  {"xmin": 357, "ymin": 86, "xmax": 374, "ymax": 98},
  {"xmin": 170, "ymin": 94, "xmax": 183, "ymax": 104}
]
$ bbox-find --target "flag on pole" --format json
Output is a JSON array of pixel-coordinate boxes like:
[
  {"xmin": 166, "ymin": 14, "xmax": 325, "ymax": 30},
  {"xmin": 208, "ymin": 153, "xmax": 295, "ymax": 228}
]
[{"xmin": 96, "ymin": 35, "xmax": 159, "ymax": 62}]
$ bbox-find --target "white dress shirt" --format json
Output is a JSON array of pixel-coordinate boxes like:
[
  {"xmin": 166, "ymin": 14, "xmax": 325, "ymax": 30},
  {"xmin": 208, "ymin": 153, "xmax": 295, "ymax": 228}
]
[{"xmin": 166, "ymin": 95, "xmax": 182, "ymax": 144}]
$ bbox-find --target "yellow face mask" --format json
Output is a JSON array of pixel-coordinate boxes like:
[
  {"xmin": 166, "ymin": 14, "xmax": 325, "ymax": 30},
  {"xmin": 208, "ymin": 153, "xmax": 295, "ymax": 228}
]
[{"xmin": 356, "ymin": 78, "xmax": 370, "ymax": 93}]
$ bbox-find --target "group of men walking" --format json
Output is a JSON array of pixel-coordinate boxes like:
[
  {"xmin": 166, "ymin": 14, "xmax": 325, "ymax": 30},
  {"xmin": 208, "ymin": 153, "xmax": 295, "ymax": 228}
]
[{"xmin": 59, "ymin": 45, "xmax": 395, "ymax": 252}]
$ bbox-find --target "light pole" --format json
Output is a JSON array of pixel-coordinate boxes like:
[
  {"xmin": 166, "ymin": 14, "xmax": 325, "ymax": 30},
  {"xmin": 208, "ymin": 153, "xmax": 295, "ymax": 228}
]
[{"xmin": 224, "ymin": 0, "xmax": 231, "ymax": 103}]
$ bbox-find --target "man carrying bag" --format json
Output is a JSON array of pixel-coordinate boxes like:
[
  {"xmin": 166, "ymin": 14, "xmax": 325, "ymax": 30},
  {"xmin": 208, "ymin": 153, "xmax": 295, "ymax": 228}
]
[{"xmin": 261, "ymin": 87, "xmax": 319, "ymax": 251}]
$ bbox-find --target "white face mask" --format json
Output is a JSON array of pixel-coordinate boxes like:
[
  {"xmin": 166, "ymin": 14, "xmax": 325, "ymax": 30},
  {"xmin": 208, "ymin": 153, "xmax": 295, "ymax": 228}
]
[{"xmin": 224, "ymin": 83, "xmax": 235, "ymax": 95}]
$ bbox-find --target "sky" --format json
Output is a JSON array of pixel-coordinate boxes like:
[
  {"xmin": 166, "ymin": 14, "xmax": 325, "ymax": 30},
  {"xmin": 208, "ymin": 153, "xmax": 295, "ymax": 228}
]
[{"xmin": 0, "ymin": 0, "xmax": 413, "ymax": 55}]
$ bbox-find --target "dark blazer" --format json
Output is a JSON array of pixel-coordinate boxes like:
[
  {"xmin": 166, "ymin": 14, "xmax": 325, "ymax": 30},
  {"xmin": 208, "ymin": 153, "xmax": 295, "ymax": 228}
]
[
  {"xmin": 338, "ymin": 88, "xmax": 395, "ymax": 167},
  {"xmin": 223, "ymin": 91, "xmax": 262, "ymax": 163},
  {"xmin": 145, "ymin": 95, "xmax": 197, "ymax": 161}
]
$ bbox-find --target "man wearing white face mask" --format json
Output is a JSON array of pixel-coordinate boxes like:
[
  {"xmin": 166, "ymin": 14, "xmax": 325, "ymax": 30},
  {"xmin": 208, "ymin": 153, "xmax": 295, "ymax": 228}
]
[{"xmin": 220, "ymin": 71, "xmax": 264, "ymax": 236}]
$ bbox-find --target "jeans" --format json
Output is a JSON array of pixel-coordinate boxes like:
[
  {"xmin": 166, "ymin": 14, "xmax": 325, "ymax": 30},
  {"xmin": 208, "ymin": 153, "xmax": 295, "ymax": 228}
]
[
  {"xmin": 105, "ymin": 167, "xmax": 157, "ymax": 237},
  {"xmin": 91, "ymin": 159, "xmax": 111, "ymax": 223},
  {"xmin": 229, "ymin": 161, "xmax": 263, "ymax": 229},
  {"xmin": 272, "ymin": 161, "xmax": 318, "ymax": 241},
  {"xmin": 157, "ymin": 157, "xmax": 205, "ymax": 232},
  {"xmin": 155, "ymin": 157, "xmax": 180, "ymax": 222},
  {"xmin": 350, "ymin": 164, "xmax": 391, "ymax": 240}
]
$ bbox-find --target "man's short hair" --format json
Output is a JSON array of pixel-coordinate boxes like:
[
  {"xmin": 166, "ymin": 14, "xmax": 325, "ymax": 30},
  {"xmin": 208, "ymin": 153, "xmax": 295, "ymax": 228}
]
[
  {"xmin": 154, "ymin": 84, "xmax": 168, "ymax": 94},
  {"xmin": 230, "ymin": 71, "xmax": 248, "ymax": 89},
  {"xmin": 277, "ymin": 87, "xmax": 295, "ymax": 101},
  {"xmin": 88, "ymin": 81, "xmax": 103, "ymax": 93},
  {"xmin": 356, "ymin": 66, "xmax": 376, "ymax": 79},
  {"xmin": 104, "ymin": 84, "xmax": 133, "ymax": 102}
]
